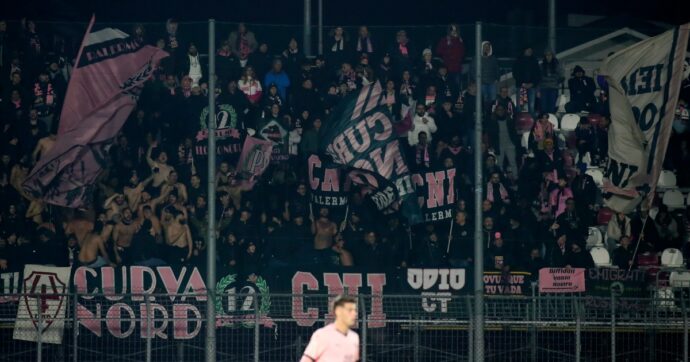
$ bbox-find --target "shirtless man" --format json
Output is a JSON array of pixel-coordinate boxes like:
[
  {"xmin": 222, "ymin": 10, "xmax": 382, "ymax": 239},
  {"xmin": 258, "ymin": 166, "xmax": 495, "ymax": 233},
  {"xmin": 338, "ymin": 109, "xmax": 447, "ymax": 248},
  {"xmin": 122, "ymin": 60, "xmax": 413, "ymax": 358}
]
[
  {"xmin": 124, "ymin": 171, "xmax": 153, "ymax": 211},
  {"xmin": 138, "ymin": 205, "xmax": 162, "ymax": 241},
  {"xmin": 147, "ymin": 142, "xmax": 175, "ymax": 188},
  {"xmin": 66, "ymin": 216, "xmax": 96, "ymax": 247},
  {"xmin": 312, "ymin": 207, "xmax": 337, "ymax": 250},
  {"xmin": 113, "ymin": 208, "xmax": 140, "ymax": 265},
  {"xmin": 104, "ymin": 193, "xmax": 128, "ymax": 220},
  {"xmin": 160, "ymin": 170, "xmax": 188, "ymax": 205},
  {"xmin": 10, "ymin": 161, "xmax": 31, "ymax": 200},
  {"xmin": 161, "ymin": 208, "xmax": 193, "ymax": 265},
  {"xmin": 332, "ymin": 233, "xmax": 354, "ymax": 266},
  {"xmin": 32, "ymin": 133, "xmax": 57, "ymax": 163},
  {"xmin": 78, "ymin": 232, "xmax": 114, "ymax": 268}
]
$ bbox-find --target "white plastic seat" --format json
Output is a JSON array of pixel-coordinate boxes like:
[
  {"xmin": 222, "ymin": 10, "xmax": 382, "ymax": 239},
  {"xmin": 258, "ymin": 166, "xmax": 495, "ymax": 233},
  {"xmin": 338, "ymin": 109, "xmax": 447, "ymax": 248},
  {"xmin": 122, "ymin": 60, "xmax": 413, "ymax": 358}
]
[
  {"xmin": 590, "ymin": 246, "xmax": 611, "ymax": 267},
  {"xmin": 657, "ymin": 170, "xmax": 677, "ymax": 189},
  {"xmin": 669, "ymin": 271, "xmax": 690, "ymax": 288},
  {"xmin": 586, "ymin": 227, "xmax": 604, "ymax": 250},
  {"xmin": 586, "ymin": 168, "xmax": 604, "ymax": 187},
  {"xmin": 560, "ymin": 113, "xmax": 580, "ymax": 132},
  {"xmin": 662, "ymin": 189, "xmax": 685, "ymax": 210},
  {"xmin": 548, "ymin": 113, "xmax": 560, "ymax": 130},
  {"xmin": 557, "ymin": 93, "xmax": 569, "ymax": 113},
  {"xmin": 661, "ymin": 248, "xmax": 684, "ymax": 268}
]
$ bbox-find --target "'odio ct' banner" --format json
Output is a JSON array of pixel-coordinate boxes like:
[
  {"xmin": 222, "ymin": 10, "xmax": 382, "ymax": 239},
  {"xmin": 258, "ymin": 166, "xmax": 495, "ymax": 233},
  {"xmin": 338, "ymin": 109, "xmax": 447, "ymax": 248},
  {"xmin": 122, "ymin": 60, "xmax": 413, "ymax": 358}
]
[{"xmin": 601, "ymin": 24, "xmax": 689, "ymax": 213}]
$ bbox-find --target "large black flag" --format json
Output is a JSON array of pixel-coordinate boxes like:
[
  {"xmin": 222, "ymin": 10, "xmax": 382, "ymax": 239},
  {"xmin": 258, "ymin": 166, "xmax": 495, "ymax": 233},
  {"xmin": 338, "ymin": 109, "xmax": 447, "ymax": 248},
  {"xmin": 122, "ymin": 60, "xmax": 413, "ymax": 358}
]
[{"xmin": 320, "ymin": 81, "xmax": 423, "ymax": 224}]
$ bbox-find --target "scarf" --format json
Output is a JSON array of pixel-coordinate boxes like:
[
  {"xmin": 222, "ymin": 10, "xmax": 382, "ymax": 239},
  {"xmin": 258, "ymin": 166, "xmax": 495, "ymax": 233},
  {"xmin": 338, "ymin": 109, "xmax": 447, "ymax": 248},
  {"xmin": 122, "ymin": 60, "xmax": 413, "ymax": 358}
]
[
  {"xmin": 217, "ymin": 48, "xmax": 231, "ymax": 57},
  {"xmin": 356, "ymin": 37, "xmax": 373, "ymax": 53},
  {"xmin": 331, "ymin": 37, "xmax": 344, "ymax": 52},
  {"xmin": 239, "ymin": 33, "xmax": 250, "ymax": 59},
  {"xmin": 486, "ymin": 182, "xmax": 509, "ymax": 202},
  {"xmin": 398, "ymin": 42, "xmax": 409, "ymax": 56},
  {"xmin": 415, "ymin": 144, "xmax": 430, "ymax": 168},
  {"xmin": 533, "ymin": 121, "xmax": 553, "ymax": 142},
  {"xmin": 181, "ymin": 85, "xmax": 191, "ymax": 98}
]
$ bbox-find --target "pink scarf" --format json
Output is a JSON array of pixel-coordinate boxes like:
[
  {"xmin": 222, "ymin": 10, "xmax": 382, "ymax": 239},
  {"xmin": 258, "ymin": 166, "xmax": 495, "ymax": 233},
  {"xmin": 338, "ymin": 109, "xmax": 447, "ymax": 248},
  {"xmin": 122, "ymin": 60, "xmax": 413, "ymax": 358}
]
[
  {"xmin": 415, "ymin": 144, "xmax": 430, "ymax": 168},
  {"xmin": 486, "ymin": 182, "xmax": 509, "ymax": 202}
]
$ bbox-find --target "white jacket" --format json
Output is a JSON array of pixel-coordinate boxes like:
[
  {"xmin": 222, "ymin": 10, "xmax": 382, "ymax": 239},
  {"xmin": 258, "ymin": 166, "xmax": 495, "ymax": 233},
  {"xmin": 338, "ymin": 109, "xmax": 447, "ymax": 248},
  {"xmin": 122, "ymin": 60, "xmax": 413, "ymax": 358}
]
[{"xmin": 408, "ymin": 112, "xmax": 438, "ymax": 146}]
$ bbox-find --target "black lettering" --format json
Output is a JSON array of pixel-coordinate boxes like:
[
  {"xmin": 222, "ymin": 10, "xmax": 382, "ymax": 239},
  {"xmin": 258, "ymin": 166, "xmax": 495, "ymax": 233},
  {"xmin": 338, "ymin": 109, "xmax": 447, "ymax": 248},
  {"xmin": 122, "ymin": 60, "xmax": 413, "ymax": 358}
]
[
  {"xmin": 653, "ymin": 64, "xmax": 664, "ymax": 92},
  {"xmin": 635, "ymin": 65, "xmax": 655, "ymax": 94},
  {"xmin": 627, "ymin": 69, "xmax": 638, "ymax": 96}
]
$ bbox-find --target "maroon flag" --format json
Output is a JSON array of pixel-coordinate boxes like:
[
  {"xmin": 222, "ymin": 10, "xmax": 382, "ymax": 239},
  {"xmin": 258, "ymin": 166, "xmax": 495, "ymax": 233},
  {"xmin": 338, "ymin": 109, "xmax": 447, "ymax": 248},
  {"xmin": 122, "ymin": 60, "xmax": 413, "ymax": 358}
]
[
  {"xmin": 22, "ymin": 16, "xmax": 168, "ymax": 207},
  {"xmin": 235, "ymin": 136, "xmax": 274, "ymax": 191}
]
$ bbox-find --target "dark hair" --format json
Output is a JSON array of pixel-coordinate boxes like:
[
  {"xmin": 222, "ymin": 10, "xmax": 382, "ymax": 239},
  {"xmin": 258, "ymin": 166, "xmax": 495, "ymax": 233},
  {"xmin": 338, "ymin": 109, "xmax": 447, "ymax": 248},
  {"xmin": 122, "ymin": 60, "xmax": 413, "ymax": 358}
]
[{"xmin": 333, "ymin": 295, "xmax": 357, "ymax": 309}]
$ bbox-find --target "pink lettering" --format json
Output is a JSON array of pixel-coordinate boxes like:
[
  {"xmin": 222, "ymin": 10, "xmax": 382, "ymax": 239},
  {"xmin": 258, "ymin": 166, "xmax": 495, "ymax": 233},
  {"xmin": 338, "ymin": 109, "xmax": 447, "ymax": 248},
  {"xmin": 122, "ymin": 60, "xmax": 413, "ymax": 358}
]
[
  {"xmin": 345, "ymin": 121, "xmax": 371, "ymax": 153},
  {"xmin": 77, "ymin": 303, "xmax": 102, "ymax": 337},
  {"xmin": 366, "ymin": 112, "xmax": 392, "ymax": 141},
  {"xmin": 323, "ymin": 273, "xmax": 363, "ymax": 322},
  {"xmin": 425, "ymin": 171, "xmax": 446, "ymax": 208},
  {"xmin": 173, "ymin": 304, "xmax": 202, "ymax": 339},
  {"xmin": 157, "ymin": 266, "xmax": 187, "ymax": 302},
  {"xmin": 131, "ymin": 266, "xmax": 157, "ymax": 302},
  {"xmin": 140, "ymin": 303, "xmax": 168, "ymax": 339},
  {"xmin": 367, "ymin": 274, "xmax": 387, "ymax": 328},
  {"xmin": 369, "ymin": 141, "xmax": 408, "ymax": 179},
  {"xmin": 106, "ymin": 303, "xmax": 136, "ymax": 338},
  {"xmin": 291, "ymin": 272, "xmax": 319, "ymax": 327}
]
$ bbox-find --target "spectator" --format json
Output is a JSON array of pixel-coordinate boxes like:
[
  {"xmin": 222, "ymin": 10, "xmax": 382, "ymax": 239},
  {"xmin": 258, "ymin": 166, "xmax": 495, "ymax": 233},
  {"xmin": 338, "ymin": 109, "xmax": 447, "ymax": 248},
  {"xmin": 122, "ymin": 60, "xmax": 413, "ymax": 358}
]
[
  {"xmin": 607, "ymin": 211, "xmax": 632, "ymax": 250},
  {"xmin": 408, "ymin": 104, "xmax": 437, "ymax": 146},
  {"xmin": 491, "ymin": 86, "xmax": 516, "ymax": 120},
  {"xmin": 179, "ymin": 42, "xmax": 205, "ymax": 87},
  {"xmin": 549, "ymin": 177, "xmax": 573, "ymax": 219},
  {"xmin": 435, "ymin": 24, "xmax": 465, "ymax": 86},
  {"xmin": 449, "ymin": 210, "xmax": 474, "ymax": 267},
  {"xmin": 571, "ymin": 164, "xmax": 598, "ymax": 225},
  {"xmin": 229, "ymin": 23, "xmax": 258, "ymax": 64},
  {"xmin": 389, "ymin": 30, "xmax": 415, "ymax": 75},
  {"xmin": 300, "ymin": 118, "xmax": 321, "ymax": 156},
  {"xmin": 216, "ymin": 40, "xmax": 241, "ymax": 83},
  {"xmin": 612, "ymin": 235, "xmax": 635, "ymax": 270},
  {"xmin": 531, "ymin": 113, "xmax": 555, "ymax": 151},
  {"xmin": 354, "ymin": 26, "xmax": 376, "ymax": 60},
  {"xmin": 539, "ymin": 49, "xmax": 563, "ymax": 114},
  {"xmin": 565, "ymin": 239, "xmax": 595, "ymax": 269},
  {"xmin": 281, "ymin": 38, "xmax": 305, "ymax": 82},
  {"xmin": 486, "ymin": 232, "xmax": 512, "ymax": 271},
  {"xmin": 566, "ymin": 65, "xmax": 596, "ymax": 113},
  {"xmin": 525, "ymin": 247, "xmax": 546, "ymax": 280},
  {"xmin": 485, "ymin": 104, "xmax": 519, "ymax": 176},
  {"xmin": 325, "ymin": 26, "xmax": 351, "ymax": 72},
  {"xmin": 486, "ymin": 172, "xmax": 511, "ymax": 207},
  {"xmin": 470, "ymin": 41, "xmax": 499, "ymax": 106},
  {"xmin": 264, "ymin": 59, "xmax": 291, "ymax": 101},
  {"xmin": 548, "ymin": 232, "xmax": 569, "ymax": 267},
  {"xmin": 249, "ymin": 43, "xmax": 272, "ymax": 79},
  {"xmin": 238, "ymin": 66, "xmax": 263, "ymax": 107},
  {"xmin": 512, "ymin": 46, "xmax": 541, "ymax": 115},
  {"xmin": 575, "ymin": 116, "xmax": 595, "ymax": 164}
]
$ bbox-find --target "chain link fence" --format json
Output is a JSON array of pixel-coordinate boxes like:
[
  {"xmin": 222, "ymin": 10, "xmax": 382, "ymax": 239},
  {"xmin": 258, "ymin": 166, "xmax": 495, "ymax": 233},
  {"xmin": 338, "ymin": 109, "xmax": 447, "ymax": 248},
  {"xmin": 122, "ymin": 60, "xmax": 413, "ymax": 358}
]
[{"xmin": 1, "ymin": 290, "xmax": 689, "ymax": 361}]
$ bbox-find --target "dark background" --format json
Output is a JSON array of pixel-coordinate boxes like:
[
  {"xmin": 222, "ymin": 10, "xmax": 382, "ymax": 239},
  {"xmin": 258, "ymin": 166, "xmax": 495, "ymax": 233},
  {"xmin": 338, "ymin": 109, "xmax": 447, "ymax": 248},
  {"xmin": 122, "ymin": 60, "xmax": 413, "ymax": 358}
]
[{"xmin": 1, "ymin": 0, "xmax": 688, "ymax": 25}]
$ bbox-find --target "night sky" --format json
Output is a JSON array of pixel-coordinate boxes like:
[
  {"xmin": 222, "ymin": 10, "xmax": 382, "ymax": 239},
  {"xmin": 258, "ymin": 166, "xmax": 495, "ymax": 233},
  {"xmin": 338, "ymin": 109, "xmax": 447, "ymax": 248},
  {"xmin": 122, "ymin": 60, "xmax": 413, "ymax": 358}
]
[{"xmin": 2, "ymin": 0, "xmax": 688, "ymax": 26}]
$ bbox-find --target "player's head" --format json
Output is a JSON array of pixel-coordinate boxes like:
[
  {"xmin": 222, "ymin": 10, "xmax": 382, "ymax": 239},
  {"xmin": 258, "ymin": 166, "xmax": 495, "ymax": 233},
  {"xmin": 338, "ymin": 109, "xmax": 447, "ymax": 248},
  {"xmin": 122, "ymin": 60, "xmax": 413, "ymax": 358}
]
[{"xmin": 333, "ymin": 295, "xmax": 358, "ymax": 328}]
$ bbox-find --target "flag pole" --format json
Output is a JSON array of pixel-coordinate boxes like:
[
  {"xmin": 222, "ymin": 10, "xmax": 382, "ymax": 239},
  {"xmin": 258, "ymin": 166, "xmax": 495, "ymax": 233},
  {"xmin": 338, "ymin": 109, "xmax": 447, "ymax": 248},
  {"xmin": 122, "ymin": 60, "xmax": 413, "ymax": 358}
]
[
  {"xmin": 473, "ymin": 21, "xmax": 485, "ymax": 362},
  {"xmin": 446, "ymin": 217, "xmax": 454, "ymax": 254},
  {"xmin": 205, "ymin": 18, "xmax": 217, "ymax": 362}
]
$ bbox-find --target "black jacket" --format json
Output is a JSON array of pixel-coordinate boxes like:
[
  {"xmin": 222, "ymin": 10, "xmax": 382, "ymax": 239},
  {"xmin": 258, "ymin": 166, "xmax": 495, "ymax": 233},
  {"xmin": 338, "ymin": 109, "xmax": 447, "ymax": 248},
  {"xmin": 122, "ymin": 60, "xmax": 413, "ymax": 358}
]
[{"xmin": 513, "ymin": 55, "xmax": 541, "ymax": 86}]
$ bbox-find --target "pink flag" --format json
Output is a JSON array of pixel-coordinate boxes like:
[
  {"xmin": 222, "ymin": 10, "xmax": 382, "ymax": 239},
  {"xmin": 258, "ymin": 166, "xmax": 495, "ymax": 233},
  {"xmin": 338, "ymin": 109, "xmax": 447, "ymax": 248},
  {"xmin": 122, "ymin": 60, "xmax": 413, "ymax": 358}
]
[
  {"xmin": 235, "ymin": 136, "xmax": 274, "ymax": 191},
  {"xmin": 22, "ymin": 16, "xmax": 168, "ymax": 208}
]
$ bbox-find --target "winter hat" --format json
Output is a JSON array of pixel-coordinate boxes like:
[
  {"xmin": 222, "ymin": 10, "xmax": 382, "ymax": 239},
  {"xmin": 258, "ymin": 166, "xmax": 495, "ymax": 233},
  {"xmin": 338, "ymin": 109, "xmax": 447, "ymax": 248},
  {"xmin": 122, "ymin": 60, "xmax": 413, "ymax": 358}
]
[{"xmin": 572, "ymin": 65, "xmax": 585, "ymax": 75}]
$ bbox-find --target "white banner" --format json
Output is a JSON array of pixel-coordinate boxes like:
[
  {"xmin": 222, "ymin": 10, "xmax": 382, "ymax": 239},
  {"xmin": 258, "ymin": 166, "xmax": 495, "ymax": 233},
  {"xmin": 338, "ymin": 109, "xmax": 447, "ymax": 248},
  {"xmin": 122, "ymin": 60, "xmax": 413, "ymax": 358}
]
[
  {"xmin": 602, "ymin": 24, "xmax": 689, "ymax": 213},
  {"xmin": 13, "ymin": 265, "xmax": 72, "ymax": 344}
]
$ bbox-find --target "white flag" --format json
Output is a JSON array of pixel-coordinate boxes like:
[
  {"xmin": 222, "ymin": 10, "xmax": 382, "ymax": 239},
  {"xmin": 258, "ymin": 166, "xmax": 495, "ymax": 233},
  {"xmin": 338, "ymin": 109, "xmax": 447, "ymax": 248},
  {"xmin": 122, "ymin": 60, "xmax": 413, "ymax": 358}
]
[{"xmin": 602, "ymin": 25, "xmax": 689, "ymax": 213}]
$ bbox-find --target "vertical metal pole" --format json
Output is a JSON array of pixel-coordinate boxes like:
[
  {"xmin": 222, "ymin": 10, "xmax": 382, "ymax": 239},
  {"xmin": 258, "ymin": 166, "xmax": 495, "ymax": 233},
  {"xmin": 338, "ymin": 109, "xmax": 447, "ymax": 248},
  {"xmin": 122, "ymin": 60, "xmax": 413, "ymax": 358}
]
[
  {"xmin": 303, "ymin": 0, "xmax": 312, "ymax": 56},
  {"xmin": 254, "ymin": 295, "xmax": 260, "ymax": 362},
  {"xmin": 37, "ymin": 297, "xmax": 42, "ymax": 362},
  {"xmin": 575, "ymin": 298, "xmax": 581, "ymax": 362},
  {"xmin": 548, "ymin": 0, "xmax": 557, "ymax": 52},
  {"xmin": 473, "ymin": 21, "xmax": 485, "ymax": 362},
  {"xmin": 682, "ymin": 293, "xmax": 688, "ymax": 362},
  {"xmin": 73, "ymin": 293, "xmax": 78, "ymax": 362},
  {"xmin": 610, "ymin": 290, "xmax": 616, "ymax": 362},
  {"xmin": 360, "ymin": 295, "xmax": 367, "ymax": 362},
  {"xmin": 467, "ymin": 297, "xmax": 474, "ymax": 362},
  {"xmin": 206, "ymin": 18, "xmax": 218, "ymax": 362},
  {"xmin": 145, "ymin": 297, "xmax": 152, "ymax": 362},
  {"xmin": 317, "ymin": 0, "xmax": 323, "ymax": 54}
]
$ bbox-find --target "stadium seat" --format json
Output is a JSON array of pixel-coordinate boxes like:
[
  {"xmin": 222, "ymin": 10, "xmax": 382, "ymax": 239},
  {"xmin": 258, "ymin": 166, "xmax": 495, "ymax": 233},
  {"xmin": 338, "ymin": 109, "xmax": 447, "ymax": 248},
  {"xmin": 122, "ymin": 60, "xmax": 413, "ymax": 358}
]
[
  {"xmin": 597, "ymin": 207, "xmax": 613, "ymax": 225},
  {"xmin": 548, "ymin": 113, "xmax": 560, "ymax": 130},
  {"xmin": 590, "ymin": 246, "xmax": 611, "ymax": 267},
  {"xmin": 657, "ymin": 170, "xmax": 677, "ymax": 189},
  {"xmin": 662, "ymin": 189, "xmax": 685, "ymax": 210},
  {"xmin": 557, "ymin": 93, "xmax": 569, "ymax": 113},
  {"xmin": 515, "ymin": 112, "xmax": 535, "ymax": 133},
  {"xmin": 586, "ymin": 168, "xmax": 604, "ymax": 187},
  {"xmin": 661, "ymin": 248, "xmax": 684, "ymax": 268},
  {"xmin": 669, "ymin": 271, "xmax": 690, "ymax": 288},
  {"xmin": 586, "ymin": 227, "xmax": 604, "ymax": 250},
  {"xmin": 637, "ymin": 252, "xmax": 659, "ymax": 267},
  {"xmin": 560, "ymin": 113, "xmax": 580, "ymax": 132},
  {"xmin": 521, "ymin": 132, "xmax": 530, "ymax": 149}
]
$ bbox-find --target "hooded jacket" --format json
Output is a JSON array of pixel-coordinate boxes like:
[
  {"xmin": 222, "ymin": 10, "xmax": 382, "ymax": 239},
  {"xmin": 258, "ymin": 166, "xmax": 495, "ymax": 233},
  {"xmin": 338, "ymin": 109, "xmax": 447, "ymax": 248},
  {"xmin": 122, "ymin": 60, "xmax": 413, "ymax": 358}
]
[{"xmin": 470, "ymin": 41, "xmax": 499, "ymax": 84}]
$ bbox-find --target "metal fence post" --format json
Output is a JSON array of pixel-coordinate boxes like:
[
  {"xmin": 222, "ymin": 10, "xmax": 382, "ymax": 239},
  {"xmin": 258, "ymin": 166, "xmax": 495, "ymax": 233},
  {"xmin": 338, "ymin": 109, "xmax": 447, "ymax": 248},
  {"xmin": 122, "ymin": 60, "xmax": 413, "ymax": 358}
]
[
  {"xmin": 530, "ymin": 286, "xmax": 537, "ymax": 361},
  {"xmin": 610, "ymin": 290, "xmax": 615, "ymax": 362},
  {"xmin": 360, "ymin": 295, "xmax": 367, "ymax": 362},
  {"xmin": 682, "ymin": 293, "xmax": 688, "ymax": 362},
  {"xmin": 73, "ymin": 292, "xmax": 78, "ymax": 362},
  {"xmin": 467, "ymin": 296, "xmax": 474, "ymax": 362},
  {"xmin": 575, "ymin": 297, "xmax": 581, "ymax": 362},
  {"xmin": 254, "ymin": 294, "xmax": 260, "ymax": 362},
  {"xmin": 37, "ymin": 296, "xmax": 42, "ymax": 362},
  {"xmin": 145, "ymin": 297, "xmax": 152, "ymax": 362}
]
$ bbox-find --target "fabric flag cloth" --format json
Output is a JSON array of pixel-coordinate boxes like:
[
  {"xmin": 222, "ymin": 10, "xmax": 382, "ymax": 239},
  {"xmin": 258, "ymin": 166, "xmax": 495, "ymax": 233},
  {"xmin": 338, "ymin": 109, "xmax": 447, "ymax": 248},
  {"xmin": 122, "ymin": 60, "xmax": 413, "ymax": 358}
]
[
  {"xmin": 320, "ymin": 81, "xmax": 423, "ymax": 224},
  {"xmin": 235, "ymin": 136, "xmax": 274, "ymax": 191},
  {"xmin": 601, "ymin": 24, "xmax": 689, "ymax": 213},
  {"xmin": 412, "ymin": 167, "xmax": 457, "ymax": 223},
  {"xmin": 22, "ymin": 16, "xmax": 168, "ymax": 208}
]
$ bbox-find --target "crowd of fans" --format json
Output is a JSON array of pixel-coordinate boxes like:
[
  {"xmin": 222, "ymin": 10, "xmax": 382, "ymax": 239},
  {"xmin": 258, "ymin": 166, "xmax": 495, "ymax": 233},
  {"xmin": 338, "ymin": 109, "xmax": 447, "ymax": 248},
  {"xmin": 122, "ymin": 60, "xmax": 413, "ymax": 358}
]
[{"xmin": 0, "ymin": 19, "xmax": 689, "ymax": 282}]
